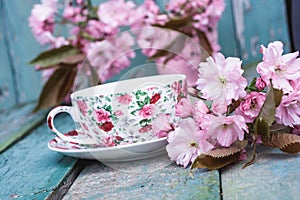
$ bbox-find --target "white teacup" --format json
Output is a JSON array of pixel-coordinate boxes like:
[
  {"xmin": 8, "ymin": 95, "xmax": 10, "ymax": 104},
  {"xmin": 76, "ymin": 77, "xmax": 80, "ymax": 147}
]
[{"xmin": 47, "ymin": 74, "xmax": 187, "ymax": 146}]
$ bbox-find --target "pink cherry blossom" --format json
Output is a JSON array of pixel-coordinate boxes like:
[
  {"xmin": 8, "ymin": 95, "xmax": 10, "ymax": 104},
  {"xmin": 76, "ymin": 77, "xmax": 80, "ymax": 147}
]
[
  {"xmin": 138, "ymin": 104, "xmax": 155, "ymax": 118},
  {"xmin": 193, "ymin": 100, "xmax": 209, "ymax": 125},
  {"xmin": 117, "ymin": 94, "xmax": 132, "ymax": 105},
  {"xmin": 207, "ymin": 115, "xmax": 248, "ymax": 147},
  {"xmin": 276, "ymin": 90, "xmax": 300, "ymax": 127},
  {"xmin": 175, "ymin": 97, "xmax": 193, "ymax": 118},
  {"xmin": 152, "ymin": 114, "xmax": 174, "ymax": 138},
  {"xmin": 94, "ymin": 108, "xmax": 111, "ymax": 123},
  {"xmin": 257, "ymin": 41, "xmax": 300, "ymax": 93},
  {"xmin": 197, "ymin": 53, "xmax": 247, "ymax": 105},
  {"xmin": 63, "ymin": 4, "xmax": 87, "ymax": 23},
  {"xmin": 166, "ymin": 118, "xmax": 214, "ymax": 168},
  {"xmin": 255, "ymin": 77, "xmax": 267, "ymax": 90},
  {"xmin": 97, "ymin": 0, "xmax": 136, "ymax": 28},
  {"xmin": 235, "ymin": 92, "xmax": 266, "ymax": 123},
  {"xmin": 28, "ymin": 0, "xmax": 57, "ymax": 45},
  {"xmin": 86, "ymin": 32, "xmax": 135, "ymax": 82},
  {"xmin": 211, "ymin": 101, "xmax": 227, "ymax": 115}
]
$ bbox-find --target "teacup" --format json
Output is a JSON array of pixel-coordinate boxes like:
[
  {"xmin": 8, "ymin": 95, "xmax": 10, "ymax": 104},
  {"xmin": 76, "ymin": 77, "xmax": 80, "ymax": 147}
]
[{"xmin": 47, "ymin": 74, "xmax": 187, "ymax": 146}]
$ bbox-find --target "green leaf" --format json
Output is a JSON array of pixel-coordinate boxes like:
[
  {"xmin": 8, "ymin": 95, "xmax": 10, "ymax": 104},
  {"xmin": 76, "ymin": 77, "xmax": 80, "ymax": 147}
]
[
  {"xmin": 139, "ymin": 118, "xmax": 151, "ymax": 126},
  {"xmin": 273, "ymin": 88, "xmax": 283, "ymax": 107},
  {"xmin": 144, "ymin": 96, "xmax": 150, "ymax": 104},
  {"xmin": 257, "ymin": 84, "xmax": 277, "ymax": 125},
  {"xmin": 254, "ymin": 117, "xmax": 269, "ymax": 138},
  {"xmin": 33, "ymin": 64, "xmax": 77, "ymax": 112},
  {"xmin": 29, "ymin": 45, "xmax": 79, "ymax": 67},
  {"xmin": 137, "ymin": 101, "xmax": 144, "ymax": 107}
]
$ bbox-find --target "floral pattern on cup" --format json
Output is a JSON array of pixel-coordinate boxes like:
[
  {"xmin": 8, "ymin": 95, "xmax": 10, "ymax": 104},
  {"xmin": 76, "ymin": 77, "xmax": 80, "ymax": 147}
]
[{"xmin": 71, "ymin": 80, "xmax": 187, "ymax": 146}]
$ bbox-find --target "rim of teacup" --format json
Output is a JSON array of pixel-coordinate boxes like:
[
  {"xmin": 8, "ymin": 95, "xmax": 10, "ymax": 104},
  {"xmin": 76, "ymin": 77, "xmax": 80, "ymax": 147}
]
[{"xmin": 71, "ymin": 74, "xmax": 186, "ymax": 98}]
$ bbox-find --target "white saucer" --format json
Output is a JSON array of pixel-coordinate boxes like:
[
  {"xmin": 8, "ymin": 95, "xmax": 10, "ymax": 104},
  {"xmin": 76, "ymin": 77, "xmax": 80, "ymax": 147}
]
[{"xmin": 48, "ymin": 130, "xmax": 168, "ymax": 162}]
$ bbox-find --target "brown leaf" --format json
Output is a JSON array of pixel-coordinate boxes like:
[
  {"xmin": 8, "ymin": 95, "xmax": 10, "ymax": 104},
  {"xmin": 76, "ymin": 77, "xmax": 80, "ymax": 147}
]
[
  {"xmin": 190, "ymin": 140, "xmax": 247, "ymax": 170},
  {"xmin": 33, "ymin": 64, "xmax": 77, "ymax": 112},
  {"xmin": 262, "ymin": 133, "xmax": 300, "ymax": 153},
  {"xmin": 191, "ymin": 152, "xmax": 241, "ymax": 170},
  {"xmin": 206, "ymin": 140, "xmax": 248, "ymax": 158}
]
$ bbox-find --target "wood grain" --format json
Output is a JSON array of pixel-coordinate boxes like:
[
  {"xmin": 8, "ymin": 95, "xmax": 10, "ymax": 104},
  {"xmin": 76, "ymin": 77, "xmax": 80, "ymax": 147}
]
[
  {"xmin": 0, "ymin": 114, "xmax": 79, "ymax": 199},
  {"xmin": 0, "ymin": 102, "xmax": 48, "ymax": 153},
  {"xmin": 221, "ymin": 145, "xmax": 300, "ymax": 200},
  {"xmin": 64, "ymin": 160, "xmax": 221, "ymax": 200}
]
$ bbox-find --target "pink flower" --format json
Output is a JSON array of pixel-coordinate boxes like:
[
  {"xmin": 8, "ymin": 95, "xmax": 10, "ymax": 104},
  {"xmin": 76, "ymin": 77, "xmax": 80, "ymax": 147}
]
[
  {"xmin": 175, "ymin": 97, "xmax": 193, "ymax": 118},
  {"xmin": 166, "ymin": 118, "xmax": 214, "ymax": 168},
  {"xmin": 208, "ymin": 115, "xmax": 248, "ymax": 147},
  {"xmin": 138, "ymin": 124, "xmax": 152, "ymax": 133},
  {"xmin": 114, "ymin": 110, "xmax": 124, "ymax": 117},
  {"xmin": 171, "ymin": 80, "xmax": 187, "ymax": 97},
  {"xmin": 193, "ymin": 100, "xmax": 209, "ymax": 125},
  {"xmin": 63, "ymin": 4, "xmax": 87, "ymax": 23},
  {"xmin": 255, "ymin": 77, "xmax": 267, "ymax": 90},
  {"xmin": 97, "ymin": 0, "xmax": 136, "ymax": 28},
  {"xmin": 102, "ymin": 136, "xmax": 115, "ymax": 147},
  {"xmin": 28, "ymin": 0, "xmax": 57, "ymax": 45},
  {"xmin": 197, "ymin": 53, "xmax": 248, "ymax": 105},
  {"xmin": 94, "ymin": 109, "xmax": 111, "ymax": 123},
  {"xmin": 257, "ymin": 41, "xmax": 300, "ymax": 93},
  {"xmin": 77, "ymin": 100, "xmax": 88, "ymax": 116},
  {"xmin": 152, "ymin": 114, "xmax": 174, "ymax": 138},
  {"xmin": 211, "ymin": 101, "xmax": 227, "ymax": 115},
  {"xmin": 235, "ymin": 92, "xmax": 266, "ymax": 123},
  {"xmin": 138, "ymin": 104, "xmax": 155, "ymax": 118},
  {"xmin": 276, "ymin": 90, "xmax": 300, "ymax": 127},
  {"xmin": 117, "ymin": 94, "xmax": 132, "ymax": 105},
  {"xmin": 292, "ymin": 126, "xmax": 300, "ymax": 135}
]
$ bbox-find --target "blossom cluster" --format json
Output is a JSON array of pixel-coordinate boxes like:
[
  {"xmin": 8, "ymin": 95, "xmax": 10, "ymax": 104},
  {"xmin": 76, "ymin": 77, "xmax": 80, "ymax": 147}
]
[
  {"xmin": 29, "ymin": 0, "xmax": 225, "ymax": 83},
  {"xmin": 165, "ymin": 41, "xmax": 300, "ymax": 168}
]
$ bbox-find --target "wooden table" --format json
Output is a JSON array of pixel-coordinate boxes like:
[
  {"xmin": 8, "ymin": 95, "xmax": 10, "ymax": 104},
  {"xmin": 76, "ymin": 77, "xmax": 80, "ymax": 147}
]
[{"xmin": 1, "ymin": 102, "xmax": 300, "ymax": 200}]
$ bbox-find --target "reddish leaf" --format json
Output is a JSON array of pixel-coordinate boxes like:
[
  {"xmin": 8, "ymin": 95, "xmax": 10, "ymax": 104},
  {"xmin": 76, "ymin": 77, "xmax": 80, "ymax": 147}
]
[
  {"xmin": 262, "ymin": 133, "xmax": 300, "ymax": 154},
  {"xmin": 206, "ymin": 140, "xmax": 248, "ymax": 158},
  {"xmin": 33, "ymin": 64, "xmax": 77, "ymax": 112}
]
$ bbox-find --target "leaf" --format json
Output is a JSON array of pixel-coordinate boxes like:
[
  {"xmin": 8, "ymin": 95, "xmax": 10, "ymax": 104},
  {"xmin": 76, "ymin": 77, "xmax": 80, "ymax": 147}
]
[
  {"xmin": 190, "ymin": 152, "xmax": 241, "ymax": 170},
  {"xmin": 256, "ymin": 84, "xmax": 277, "ymax": 126},
  {"xmin": 254, "ymin": 117, "xmax": 269, "ymax": 138},
  {"xmin": 261, "ymin": 133, "xmax": 300, "ymax": 153},
  {"xmin": 273, "ymin": 88, "xmax": 283, "ymax": 107},
  {"xmin": 270, "ymin": 123, "xmax": 292, "ymax": 134},
  {"xmin": 60, "ymin": 53, "xmax": 85, "ymax": 64},
  {"xmin": 33, "ymin": 64, "xmax": 77, "ymax": 112},
  {"xmin": 144, "ymin": 96, "xmax": 150, "ymax": 104},
  {"xmin": 190, "ymin": 140, "xmax": 247, "ymax": 170},
  {"xmin": 139, "ymin": 118, "xmax": 151, "ymax": 126},
  {"xmin": 206, "ymin": 140, "xmax": 248, "ymax": 158},
  {"xmin": 29, "ymin": 45, "xmax": 79, "ymax": 67},
  {"xmin": 137, "ymin": 101, "xmax": 144, "ymax": 107}
]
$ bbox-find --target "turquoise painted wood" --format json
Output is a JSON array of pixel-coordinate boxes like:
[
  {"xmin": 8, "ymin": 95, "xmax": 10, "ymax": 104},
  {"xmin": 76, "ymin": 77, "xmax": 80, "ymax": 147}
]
[
  {"xmin": 0, "ymin": 102, "xmax": 48, "ymax": 153},
  {"xmin": 231, "ymin": 0, "xmax": 290, "ymax": 65},
  {"xmin": 0, "ymin": 3, "xmax": 17, "ymax": 109},
  {"xmin": 221, "ymin": 145, "xmax": 300, "ymax": 199},
  {"xmin": 218, "ymin": 0, "xmax": 239, "ymax": 57},
  {"xmin": 2, "ymin": 0, "xmax": 44, "ymax": 105},
  {"xmin": 0, "ymin": 114, "xmax": 78, "ymax": 200},
  {"xmin": 63, "ymin": 162, "xmax": 220, "ymax": 200}
]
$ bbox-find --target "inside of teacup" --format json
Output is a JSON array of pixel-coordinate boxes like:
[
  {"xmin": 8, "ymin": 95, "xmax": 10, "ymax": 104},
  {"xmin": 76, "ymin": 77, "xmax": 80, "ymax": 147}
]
[{"xmin": 71, "ymin": 74, "xmax": 186, "ymax": 97}]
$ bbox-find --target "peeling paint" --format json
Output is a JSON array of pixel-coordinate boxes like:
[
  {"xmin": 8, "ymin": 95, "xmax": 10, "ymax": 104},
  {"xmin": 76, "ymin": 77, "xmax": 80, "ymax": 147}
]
[{"xmin": 232, "ymin": 0, "xmax": 251, "ymax": 60}]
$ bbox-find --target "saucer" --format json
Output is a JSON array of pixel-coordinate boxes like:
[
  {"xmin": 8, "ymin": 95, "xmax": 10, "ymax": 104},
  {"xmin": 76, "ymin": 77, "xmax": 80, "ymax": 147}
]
[{"xmin": 48, "ymin": 130, "xmax": 168, "ymax": 162}]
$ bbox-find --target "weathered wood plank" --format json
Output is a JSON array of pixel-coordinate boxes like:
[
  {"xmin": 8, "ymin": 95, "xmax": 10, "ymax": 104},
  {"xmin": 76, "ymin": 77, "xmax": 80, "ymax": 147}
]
[
  {"xmin": 218, "ymin": 0, "xmax": 239, "ymax": 57},
  {"xmin": 0, "ymin": 2, "xmax": 17, "ymax": 109},
  {"xmin": 64, "ymin": 160, "xmax": 220, "ymax": 200},
  {"xmin": 0, "ymin": 102, "xmax": 47, "ymax": 153},
  {"xmin": 2, "ymin": 0, "xmax": 44, "ymax": 104},
  {"xmin": 0, "ymin": 114, "xmax": 79, "ymax": 199},
  {"xmin": 221, "ymin": 145, "xmax": 300, "ymax": 200},
  {"xmin": 231, "ymin": 0, "xmax": 291, "ymax": 65}
]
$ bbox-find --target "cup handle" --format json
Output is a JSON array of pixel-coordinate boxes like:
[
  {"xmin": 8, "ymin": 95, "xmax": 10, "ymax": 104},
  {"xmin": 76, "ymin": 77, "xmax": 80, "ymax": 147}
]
[{"xmin": 47, "ymin": 106, "xmax": 84, "ymax": 144}]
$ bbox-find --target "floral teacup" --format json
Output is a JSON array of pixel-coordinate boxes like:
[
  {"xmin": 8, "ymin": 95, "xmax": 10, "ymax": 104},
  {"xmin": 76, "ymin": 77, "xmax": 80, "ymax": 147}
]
[{"xmin": 47, "ymin": 74, "xmax": 187, "ymax": 146}]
